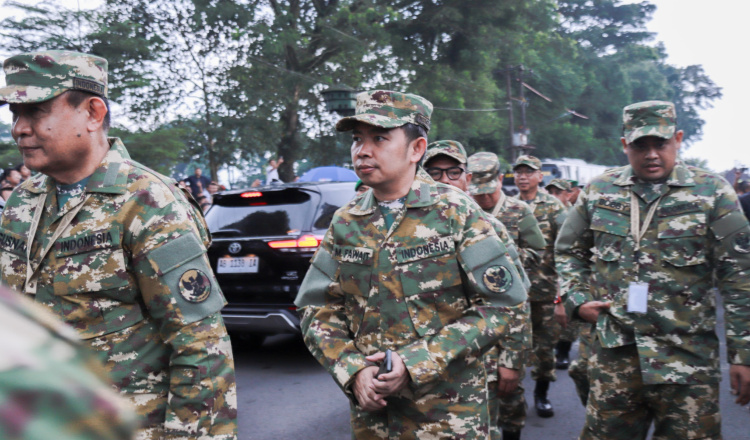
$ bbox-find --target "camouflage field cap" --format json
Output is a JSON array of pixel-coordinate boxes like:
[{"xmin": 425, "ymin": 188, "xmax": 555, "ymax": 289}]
[
  {"xmin": 622, "ymin": 100, "xmax": 676, "ymax": 144},
  {"xmin": 336, "ymin": 90, "xmax": 432, "ymax": 133},
  {"xmin": 545, "ymin": 178, "xmax": 571, "ymax": 191},
  {"xmin": 0, "ymin": 50, "xmax": 108, "ymax": 105},
  {"xmin": 467, "ymin": 152, "xmax": 500, "ymax": 195},
  {"xmin": 513, "ymin": 155, "xmax": 541, "ymax": 170},
  {"xmin": 424, "ymin": 140, "xmax": 467, "ymax": 165}
]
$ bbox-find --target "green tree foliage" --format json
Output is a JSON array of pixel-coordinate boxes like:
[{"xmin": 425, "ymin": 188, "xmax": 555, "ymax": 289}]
[
  {"xmin": 109, "ymin": 126, "xmax": 189, "ymax": 175},
  {"xmin": 0, "ymin": 0, "xmax": 722, "ymax": 179}
]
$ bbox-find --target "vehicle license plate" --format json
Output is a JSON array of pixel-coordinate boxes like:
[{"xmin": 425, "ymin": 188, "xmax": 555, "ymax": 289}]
[{"xmin": 217, "ymin": 256, "xmax": 259, "ymax": 273}]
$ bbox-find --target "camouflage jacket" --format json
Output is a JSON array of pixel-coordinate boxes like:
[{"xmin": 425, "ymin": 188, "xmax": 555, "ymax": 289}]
[
  {"xmin": 517, "ymin": 190, "xmax": 567, "ymax": 302},
  {"xmin": 555, "ymin": 164, "xmax": 750, "ymax": 384},
  {"xmin": 482, "ymin": 214, "xmax": 531, "ymax": 376},
  {"xmin": 0, "ymin": 285, "xmax": 136, "ymax": 440},
  {"xmin": 295, "ymin": 169, "xmax": 528, "ymax": 402},
  {"xmin": 0, "ymin": 139, "xmax": 237, "ymax": 439},
  {"xmin": 486, "ymin": 192, "xmax": 546, "ymax": 266}
]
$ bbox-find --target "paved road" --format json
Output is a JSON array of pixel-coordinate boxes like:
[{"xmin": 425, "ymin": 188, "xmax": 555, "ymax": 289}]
[{"xmin": 233, "ymin": 294, "xmax": 749, "ymax": 439}]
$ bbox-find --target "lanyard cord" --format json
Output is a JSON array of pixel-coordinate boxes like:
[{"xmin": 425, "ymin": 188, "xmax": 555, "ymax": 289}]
[{"xmin": 630, "ymin": 190, "xmax": 663, "ymax": 283}]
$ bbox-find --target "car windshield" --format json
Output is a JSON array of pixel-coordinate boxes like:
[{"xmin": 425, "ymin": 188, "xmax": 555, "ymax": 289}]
[{"xmin": 206, "ymin": 189, "xmax": 313, "ymax": 237}]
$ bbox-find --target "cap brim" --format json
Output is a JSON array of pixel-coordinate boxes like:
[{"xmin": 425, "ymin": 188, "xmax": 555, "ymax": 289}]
[
  {"xmin": 625, "ymin": 125, "xmax": 675, "ymax": 144},
  {"xmin": 468, "ymin": 179, "xmax": 498, "ymax": 195},
  {"xmin": 513, "ymin": 163, "xmax": 540, "ymax": 170},
  {"xmin": 0, "ymin": 84, "xmax": 66, "ymax": 105},
  {"xmin": 423, "ymin": 150, "xmax": 466, "ymax": 165},
  {"xmin": 336, "ymin": 114, "xmax": 407, "ymax": 132}
]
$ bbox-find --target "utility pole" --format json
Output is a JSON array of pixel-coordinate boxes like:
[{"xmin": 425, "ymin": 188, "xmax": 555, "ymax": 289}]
[
  {"xmin": 518, "ymin": 65, "xmax": 527, "ymax": 133},
  {"xmin": 505, "ymin": 66, "xmax": 515, "ymax": 152}
]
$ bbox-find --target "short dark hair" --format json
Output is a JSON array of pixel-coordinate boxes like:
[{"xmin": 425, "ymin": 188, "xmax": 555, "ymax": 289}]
[
  {"xmin": 64, "ymin": 90, "xmax": 111, "ymax": 132},
  {"xmin": 402, "ymin": 123, "xmax": 428, "ymax": 164},
  {"xmin": 402, "ymin": 123, "xmax": 428, "ymax": 144}
]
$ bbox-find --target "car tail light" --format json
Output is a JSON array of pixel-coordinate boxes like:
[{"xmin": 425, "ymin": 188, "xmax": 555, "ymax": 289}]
[
  {"xmin": 268, "ymin": 235, "xmax": 322, "ymax": 251},
  {"xmin": 240, "ymin": 191, "xmax": 263, "ymax": 198}
]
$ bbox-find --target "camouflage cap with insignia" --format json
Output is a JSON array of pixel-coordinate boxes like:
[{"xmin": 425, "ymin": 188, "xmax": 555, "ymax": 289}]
[
  {"xmin": 467, "ymin": 152, "xmax": 500, "ymax": 195},
  {"xmin": 424, "ymin": 140, "xmax": 467, "ymax": 165},
  {"xmin": 0, "ymin": 50, "xmax": 108, "ymax": 105},
  {"xmin": 622, "ymin": 100, "xmax": 676, "ymax": 144},
  {"xmin": 513, "ymin": 155, "xmax": 541, "ymax": 170},
  {"xmin": 336, "ymin": 90, "xmax": 433, "ymax": 133},
  {"xmin": 545, "ymin": 178, "xmax": 571, "ymax": 191}
]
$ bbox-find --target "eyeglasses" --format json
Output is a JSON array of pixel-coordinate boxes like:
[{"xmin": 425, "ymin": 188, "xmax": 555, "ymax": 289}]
[
  {"xmin": 513, "ymin": 169, "xmax": 538, "ymax": 176},
  {"xmin": 426, "ymin": 166, "xmax": 465, "ymax": 181}
]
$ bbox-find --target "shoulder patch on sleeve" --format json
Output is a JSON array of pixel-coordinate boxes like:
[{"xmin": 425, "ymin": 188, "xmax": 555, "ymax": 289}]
[
  {"xmin": 711, "ymin": 210, "xmax": 749, "ymax": 240},
  {"xmin": 146, "ymin": 233, "xmax": 225, "ymax": 324},
  {"xmin": 295, "ymin": 246, "xmax": 339, "ymax": 308},
  {"xmin": 459, "ymin": 237, "xmax": 527, "ymax": 307}
]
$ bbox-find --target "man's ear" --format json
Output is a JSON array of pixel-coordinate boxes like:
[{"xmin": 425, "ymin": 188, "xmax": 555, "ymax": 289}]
[
  {"xmin": 409, "ymin": 137, "xmax": 427, "ymax": 165},
  {"xmin": 620, "ymin": 137, "xmax": 629, "ymax": 154},
  {"xmin": 86, "ymin": 96, "xmax": 108, "ymax": 132}
]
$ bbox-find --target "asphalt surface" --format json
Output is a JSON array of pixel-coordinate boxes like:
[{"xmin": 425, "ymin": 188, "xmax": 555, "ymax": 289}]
[{"xmin": 233, "ymin": 293, "xmax": 749, "ymax": 439}]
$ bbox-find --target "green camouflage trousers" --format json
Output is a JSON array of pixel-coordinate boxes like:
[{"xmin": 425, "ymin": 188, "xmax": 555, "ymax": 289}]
[
  {"xmin": 568, "ymin": 324, "xmax": 594, "ymax": 406},
  {"xmin": 530, "ymin": 300, "xmax": 561, "ymax": 381},
  {"xmin": 582, "ymin": 342, "xmax": 721, "ymax": 440},
  {"xmin": 559, "ymin": 318, "xmax": 582, "ymax": 342},
  {"xmin": 349, "ymin": 360, "xmax": 491, "ymax": 439},
  {"xmin": 488, "ymin": 366, "xmax": 527, "ymax": 435}
]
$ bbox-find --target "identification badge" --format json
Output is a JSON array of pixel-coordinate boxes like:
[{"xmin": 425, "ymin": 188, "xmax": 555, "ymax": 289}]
[{"xmin": 627, "ymin": 282, "xmax": 649, "ymax": 314}]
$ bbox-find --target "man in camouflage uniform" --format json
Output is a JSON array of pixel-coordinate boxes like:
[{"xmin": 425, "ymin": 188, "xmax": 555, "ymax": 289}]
[
  {"xmin": 556, "ymin": 100, "xmax": 750, "ymax": 439},
  {"xmin": 0, "ymin": 50, "xmax": 237, "ymax": 439},
  {"xmin": 546, "ymin": 178, "xmax": 580, "ymax": 370},
  {"xmin": 295, "ymin": 90, "xmax": 528, "ymax": 439},
  {"xmin": 545, "ymin": 178, "xmax": 573, "ymax": 208},
  {"xmin": 423, "ymin": 140, "xmax": 532, "ymax": 440},
  {"xmin": 513, "ymin": 155, "xmax": 567, "ymax": 418},
  {"xmin": 0, "ymin": 284, "xmax": 136, "ymax": 440},
  {"xmin": 467, "ymin": 152, "xmax": 547, "ymax": 439}
]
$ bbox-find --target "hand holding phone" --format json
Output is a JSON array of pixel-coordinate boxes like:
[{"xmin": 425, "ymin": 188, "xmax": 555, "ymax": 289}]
[{"xmin": 376, "ymin": 349, "xmax": 392, "ymax": 378}]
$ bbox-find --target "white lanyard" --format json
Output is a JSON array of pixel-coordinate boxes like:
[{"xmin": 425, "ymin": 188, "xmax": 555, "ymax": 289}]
[
  {"xmin": 24, "ymin": 193, "xmax": 89, "ymax": 295},
  {"xmin": 630, "ymin": 190, "xmax": 664, "ymax": 252},
  {"xmin": 491, "ymin": 192, "xmax": 506, "ymax": 218}
]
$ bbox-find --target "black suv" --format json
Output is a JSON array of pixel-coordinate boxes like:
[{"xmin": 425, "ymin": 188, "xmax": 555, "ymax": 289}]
[{"xmin": 205, "ymin": 181, "xmax": 356, "ymax": 345}]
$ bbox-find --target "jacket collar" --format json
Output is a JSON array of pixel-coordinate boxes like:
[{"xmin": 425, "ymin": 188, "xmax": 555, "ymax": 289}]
[
  {"xmin": 349, "ymin": 168, "xmax": 439, "ymax": 215},
  {"xmin": 613, "ymin": 162, "xmax": 696, "ymax": 188},
  {"xmin": 22, "ymin": 137, "xmax": 131, "ymax": 195}
]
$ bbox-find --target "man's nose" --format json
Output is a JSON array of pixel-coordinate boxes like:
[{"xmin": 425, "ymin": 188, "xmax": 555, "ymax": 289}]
[{"xmin": 11, "ymin": 114, "xmax": 31, "ymax": 139}]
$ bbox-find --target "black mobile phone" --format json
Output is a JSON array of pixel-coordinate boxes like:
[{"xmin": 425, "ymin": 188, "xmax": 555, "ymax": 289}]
[{"xmin": 377, "ymin": 349, "xmax": 392, "ymax": 377}]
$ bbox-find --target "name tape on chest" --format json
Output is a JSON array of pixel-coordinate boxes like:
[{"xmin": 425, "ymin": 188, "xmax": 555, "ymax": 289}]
[
  {"xmin": 595, "ymin": 197, "xmax": 630, "ymax": 214},
  {"xmin": 0, "ymin": 231, "xmax": 28, "ymax": 254},
  {"xmin": 658, "ymin": 201, "xmax": 702, "ymax": 217},
  {"xmin": 397, "ymin": 236, "xmax": 455, "ymax": 263},
  {"xmin": 333, "ymin": 246, "xmax": 374, "ymax": 265},
  {"xmin": 56, "ymin": 230, "xmax": 116, "ymax": 255}
]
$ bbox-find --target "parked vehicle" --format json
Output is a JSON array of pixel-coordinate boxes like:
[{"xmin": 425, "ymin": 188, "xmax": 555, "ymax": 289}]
[{"xmin": 204, "ymin": 181, "xmax": 357, "ymax": 346}]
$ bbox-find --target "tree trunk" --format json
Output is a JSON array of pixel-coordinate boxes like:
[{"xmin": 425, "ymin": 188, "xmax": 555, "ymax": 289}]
[{"xmin": 277, "ymin": 85, "xmax": 301, "ymax": 182}]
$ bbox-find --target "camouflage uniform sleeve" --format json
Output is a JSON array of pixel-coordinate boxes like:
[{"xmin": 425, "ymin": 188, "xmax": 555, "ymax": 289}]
[
  {"xmin": 497, "ymin": 300, "xmax": 531, "ymax": 370},
  {"xmin": 709, "ymin": 184, "xmax": 750, "ymax": 365},
  {"xmin": 294, "ymin": 228, "xmax": 368, "ymax": 397},
  {"xmin": 0, "ymin": 287, "xmax": 137, "ymax": 440},
  {"xmin": 554, "ymin": 190, "xmax": 596, "ymax": 321},
  {"xmin": 128, "ymin": 182, "xmax": 237, "ymax": 439},
  {"xmin": 518, "ymin": 203, "xmax": 546, "ymax": 252},
  {"xmin": 396, "ymin": 205, "xmax": 529, "ymax": 387},
  {"xmin": 486, "ymin": 215, "xmax": 531, "ymax": 370}
]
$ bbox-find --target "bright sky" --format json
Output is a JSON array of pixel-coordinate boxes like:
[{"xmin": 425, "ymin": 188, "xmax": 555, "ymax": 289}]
[
  {"xmin": 1, "ymin": 0, "xmax": 746, "ymax": 172},
  {"xmin": 631, "ymin": 0, "xmax": 750, "ymax": 172}
]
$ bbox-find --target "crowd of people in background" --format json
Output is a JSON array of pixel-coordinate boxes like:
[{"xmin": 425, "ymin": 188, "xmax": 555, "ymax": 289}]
[
  {"xmin": 0, "ymin": 163, "xmax": 30, "ymax": 207},
  {"xmin": 180, "ymin": 166, "xmax": 224, "ymax": 213}
]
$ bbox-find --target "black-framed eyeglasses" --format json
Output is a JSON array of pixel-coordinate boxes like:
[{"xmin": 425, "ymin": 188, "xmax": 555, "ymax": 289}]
[{"xmin": 426, "ymin": 166, "xmax": 465, "ymax": 181}]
